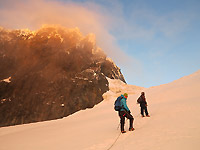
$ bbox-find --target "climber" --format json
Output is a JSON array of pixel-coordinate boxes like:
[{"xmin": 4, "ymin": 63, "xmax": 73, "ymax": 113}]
[
  {"xmin": 137, "ymin": 92, "xmax": 150, "ymax": 117},
  {"xmin": 118, "ymin": 93, "xmax": 134, "ymax": 133}
]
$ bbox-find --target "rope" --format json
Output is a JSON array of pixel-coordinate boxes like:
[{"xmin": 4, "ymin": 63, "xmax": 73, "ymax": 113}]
[
  {"xmin": 107, "ymin": 132, "xmax": 121, "ymax": 150},
  {"xmin": 108, "ymin": 111, "xmax": 129, "ymax": 150},
  {"xmin": 117, "ymin": 123, "xmax": 120, "ymax": 130}
]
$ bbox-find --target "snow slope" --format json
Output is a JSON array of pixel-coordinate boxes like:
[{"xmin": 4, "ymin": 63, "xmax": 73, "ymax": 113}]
[{"xmin": 0, "ymin": 70, "xmax": 200, "ymax": 150}]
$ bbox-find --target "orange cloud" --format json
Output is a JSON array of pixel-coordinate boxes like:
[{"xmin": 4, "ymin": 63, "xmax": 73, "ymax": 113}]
[{"xmin": 0, "ymin": 0, "xmax": 141, "ymax": 78}]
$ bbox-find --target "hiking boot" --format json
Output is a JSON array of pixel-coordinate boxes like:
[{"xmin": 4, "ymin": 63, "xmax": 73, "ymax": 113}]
[
  {"xmin": 121, "ymin": 131, "xmax": 126, "ymax": 133},
  {"xmin": 141, "ymin": 115, "xmax": 145, "ymax": 117},
  {"xmin": 146, "ymin": 115, "xmax": 150, "ymax": 117},
  {"xmin": 129, "ymin": 128, "xmax": 135, "ymax": 131}
]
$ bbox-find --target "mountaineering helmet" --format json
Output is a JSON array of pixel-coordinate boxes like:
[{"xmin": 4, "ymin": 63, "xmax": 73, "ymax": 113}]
[{"xmin": 124, "ymin": 93, "xmax": 128, "ymax": 97}]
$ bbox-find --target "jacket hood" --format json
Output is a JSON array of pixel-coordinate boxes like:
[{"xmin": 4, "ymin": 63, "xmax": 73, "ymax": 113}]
[{"xmin": 121, "ymin": 94, "xmax": 126, "ymax": 99}]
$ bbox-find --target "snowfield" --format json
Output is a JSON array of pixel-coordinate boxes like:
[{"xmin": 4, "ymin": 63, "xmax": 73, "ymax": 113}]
[{"xmin": 0, "ymin": 70, "xmax": 200, "ymax": 150}]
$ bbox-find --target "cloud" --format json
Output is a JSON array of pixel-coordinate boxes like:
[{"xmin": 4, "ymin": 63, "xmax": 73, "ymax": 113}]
[
  {"xmin": 104, "ymin": 1, "xmax": 195, "ymax": 41},
  {"xmin": 0, "ymin": 0, "xmax": 98, "ymax": 30},
  {"xmin": 0, "ymin": 0, "xmax": 137, "ymax": 63},
  {"xmin": 0, "ymin": 0, "xmax": 146, "ymax": 84}
]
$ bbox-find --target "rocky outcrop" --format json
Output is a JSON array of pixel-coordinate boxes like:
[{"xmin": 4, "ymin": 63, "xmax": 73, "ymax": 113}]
[{"xmin": 0, "ymin": 25, "xmax": 125, "ymax": 127}]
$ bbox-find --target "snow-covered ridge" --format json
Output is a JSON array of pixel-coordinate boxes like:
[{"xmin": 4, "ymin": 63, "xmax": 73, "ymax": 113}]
[
  {"xmin": 103, "ymin": 77, "xmax": 145, "ymax": 100},
  {"xmin": 175, "ymin": 69, "xmax": 200, "ymax": 82}
]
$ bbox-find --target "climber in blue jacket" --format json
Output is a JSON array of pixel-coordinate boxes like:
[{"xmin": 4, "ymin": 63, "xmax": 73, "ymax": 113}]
[{"xmin": 119, "ymin": 93, "xmax": 134, "ymax": 133}]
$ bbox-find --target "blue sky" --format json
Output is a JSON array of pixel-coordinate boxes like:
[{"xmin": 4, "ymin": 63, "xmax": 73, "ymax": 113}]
[
  {"xmin": 0, "ymin": 0, "xmax": 200, "ymax": 87},
  {"xmin": 82, "ymin": 0, "xmax": 200, "ymax": 87}
]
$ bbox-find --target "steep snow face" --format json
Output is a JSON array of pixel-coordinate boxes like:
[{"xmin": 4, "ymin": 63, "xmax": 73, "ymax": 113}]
[{"xmin": 0, "ymin": 71, "xmax": 200, "ymax": 150}]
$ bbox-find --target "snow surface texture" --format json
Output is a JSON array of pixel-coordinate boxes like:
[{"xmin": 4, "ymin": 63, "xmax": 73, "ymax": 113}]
[{"xmin": 0, "ymin": 70, "xmax": 200, "ymax": 150}]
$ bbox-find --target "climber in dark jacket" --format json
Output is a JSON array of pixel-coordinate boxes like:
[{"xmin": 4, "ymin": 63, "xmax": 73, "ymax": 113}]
[
  {"xmin": 119, "ymin": 93, "xmax": 134, "ymax": 133},
  {"xmin": 137, "ymin": 92, "xmax": 150, "ymax": 117}
]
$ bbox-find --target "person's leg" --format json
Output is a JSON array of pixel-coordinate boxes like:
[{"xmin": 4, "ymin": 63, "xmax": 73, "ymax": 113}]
[
  {"xmin": 125, "ymin": 112, "xmax": 134, "ymax": 130},
  {"xmin": 141, "ymin": 107, "xmax": 144, "ymax": 117},
  {"xmin": 120, "ymin": 117, "xmax": 125, "ymax": 131},
  {"xmin": 119, "ymin": 111, "xmax": 126, "ymax": 132},
  {"xmin": 129, "ymin": 117, "xmax": 134, "ymax": 130},
  {"xmin": 144, "ymin": 107, "xmax": 149, "ymax": 116}
]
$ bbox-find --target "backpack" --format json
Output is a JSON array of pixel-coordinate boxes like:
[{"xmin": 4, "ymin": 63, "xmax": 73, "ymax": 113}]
[
  {"xmin": 137, "ymin": 96, "xmax": 142, "ymax": 103},
  {"xmin": 114, "ymin": 96, "xmax": 123, "ymax": 111}
]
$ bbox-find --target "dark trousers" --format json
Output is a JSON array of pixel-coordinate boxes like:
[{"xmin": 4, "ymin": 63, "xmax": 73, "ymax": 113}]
[
  {"xmin": 141, "ymin": 106, "xmax": 149, "ymax": 116},
  {"xmin": 119, "ymin": 111, "xmax": 134, "ymax": 131}
]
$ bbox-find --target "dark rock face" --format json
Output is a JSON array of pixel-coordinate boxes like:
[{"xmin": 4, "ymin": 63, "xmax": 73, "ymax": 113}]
[{"xmin": 0, "ymin": 26, "xmax": 125, "ymax": 127}]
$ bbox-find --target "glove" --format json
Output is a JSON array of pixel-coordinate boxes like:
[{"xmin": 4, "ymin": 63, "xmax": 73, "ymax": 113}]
[{"xmin": 127, "ymin": 110, "xmax": 131, "ymax": 114}]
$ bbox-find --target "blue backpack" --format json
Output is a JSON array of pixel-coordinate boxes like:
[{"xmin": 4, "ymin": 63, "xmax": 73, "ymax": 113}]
[{"xmin": 114, "ymin": 96, "xmax": 123, "ymax": 111}]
